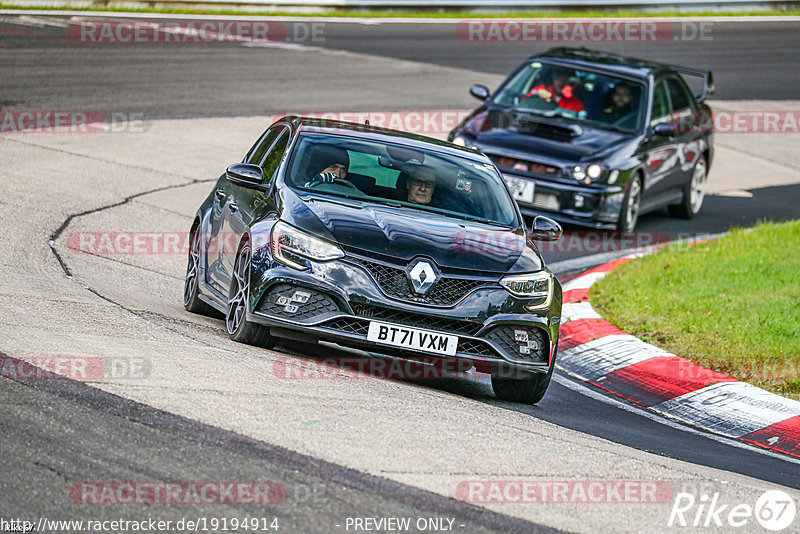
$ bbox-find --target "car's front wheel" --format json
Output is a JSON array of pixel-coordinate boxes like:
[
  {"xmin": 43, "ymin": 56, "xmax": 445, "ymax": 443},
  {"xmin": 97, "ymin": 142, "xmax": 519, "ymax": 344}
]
[
  {"xmin": 491, "ymin": 346, "xmax": 556, "ymax": 404},
  {"xmin": 616, "ymin": 175, "xmax": 642, "ymax": 232},
  {"xmin": 669, "ymin": 156, "xmax": 707, "ymax": 219},
  {"xmin": 226, "ymin": 241, "xmax": 276, "ymax": 348}
]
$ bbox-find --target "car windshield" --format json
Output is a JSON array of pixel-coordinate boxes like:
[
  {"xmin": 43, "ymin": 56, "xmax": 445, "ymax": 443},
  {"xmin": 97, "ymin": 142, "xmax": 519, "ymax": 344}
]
[
  {"xmin": 285, "ymin": 133, "xmax": 519, "ymax": 227},
  {"xmin": 492, "ymin": 61, "xmax": 646, "ymax": 133}
]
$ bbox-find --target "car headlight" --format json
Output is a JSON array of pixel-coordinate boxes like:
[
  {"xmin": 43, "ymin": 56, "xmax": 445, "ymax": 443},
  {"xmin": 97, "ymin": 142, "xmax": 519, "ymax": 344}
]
[
  {"xmin": 271, "ymin": 221, "xmax": 344, "ymax": 271},
  {"xmin": 586, "ymin": 164, "xmax": 604, "ymax": 179},
  {"xmin": 572, "ymin": 164, "xmax": 606, "ymax": 183},
  {"xmin": 499, "ymin": 271, "xmax": 553, "ymax": 309},
  {"xmin": 452, "ymin": 136, "xmax": 467, "ymax": 147}
]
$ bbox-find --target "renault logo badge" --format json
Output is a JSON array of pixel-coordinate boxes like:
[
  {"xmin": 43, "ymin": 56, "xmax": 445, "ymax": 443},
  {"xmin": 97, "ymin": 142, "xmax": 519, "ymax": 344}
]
[{"xmin": 407, "ymin": 259, "xmax": 439, "ymax": 295}]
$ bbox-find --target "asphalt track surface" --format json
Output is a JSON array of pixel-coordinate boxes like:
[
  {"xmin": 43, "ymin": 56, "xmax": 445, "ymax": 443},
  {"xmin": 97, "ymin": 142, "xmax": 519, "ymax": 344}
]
[{"xmin": 2, "ymin": 14, "xmax": 800, "ymax": 533}]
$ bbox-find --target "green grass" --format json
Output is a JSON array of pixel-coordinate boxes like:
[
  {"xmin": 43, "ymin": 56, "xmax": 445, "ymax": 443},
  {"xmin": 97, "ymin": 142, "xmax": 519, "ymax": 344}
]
[
  {"xmin": 591, "ymin": 221, "xmax": 800, "ymax": 401},
  {"xmin": 1, "ymin": 4, "xmax": 800, "ymax": 17}
]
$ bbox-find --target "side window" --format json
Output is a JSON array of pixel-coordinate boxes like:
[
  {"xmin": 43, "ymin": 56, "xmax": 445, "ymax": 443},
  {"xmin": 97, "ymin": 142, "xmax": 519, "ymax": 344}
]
[
  {"xmin": 259, "ymin": 130, "xmax": 289, "ymax": 184},
  {"xmin": 650, "ymin": 81, "xmax": 670, "ymax": 125},
  {"xmin": 246, "ymin": 127, "xmax": 280, "ymax": 165},
  {"xmin": 666, "ymin": 77, "xmax": 694, "ymax": 113}
]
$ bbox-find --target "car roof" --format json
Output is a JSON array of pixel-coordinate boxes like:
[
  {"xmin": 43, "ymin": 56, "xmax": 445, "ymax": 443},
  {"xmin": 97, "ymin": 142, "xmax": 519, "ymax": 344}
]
[
  {"xmin": 530, "ymin": 47, "xmax": 675, "ymax": 80},
  {"xmin": 282, "ymin": 116, "xmax": 490, "ymax": 162}
]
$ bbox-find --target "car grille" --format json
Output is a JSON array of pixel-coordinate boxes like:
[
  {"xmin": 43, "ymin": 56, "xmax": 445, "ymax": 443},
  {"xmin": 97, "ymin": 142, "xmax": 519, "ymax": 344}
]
[
  {"xmin": 530, "ymin": 192, "xmax": 560, "ymax": 212},
  {"xmin": 322, "ymin": 317, "xmax": 369, "ymax": 336},
  {"xmin": 346, "ymin": 256, "xmax": 497, "ymax": 307},
  {"xmin": 486, "ymin": 325, "xmax": 548, "ymax": 362},
  {"xmin": 489, "ymin": 154, "xmax": 560, "ymax": 177},
  {"xmin": 256, "ymin": 284, "xmax": 340, "ymax": 320},
  {"xmin": 457, "ymin": 338, "xmax": 498, "ymax": 358},
  {"xmin": 351, "ymin": 303, "xmax": 482, "ymax": 336}
]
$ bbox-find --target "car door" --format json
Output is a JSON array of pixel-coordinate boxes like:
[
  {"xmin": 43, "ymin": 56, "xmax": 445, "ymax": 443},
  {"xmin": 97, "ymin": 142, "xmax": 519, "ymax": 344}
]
[
  {"xmin": 642, "ymin": 78, "xmax": 681, "ymax": 198},
  {"xmin": 207, "ymin": 125, "xmax": 283, "ymax": 291},
  {"xmin": 220, "ymin": 125, "xmax": 290, "ymax": 289}
]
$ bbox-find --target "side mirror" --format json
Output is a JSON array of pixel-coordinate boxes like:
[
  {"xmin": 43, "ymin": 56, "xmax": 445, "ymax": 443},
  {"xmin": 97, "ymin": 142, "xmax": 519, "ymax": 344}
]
[
  {"xmin": 469, "ymin": 84, "xmax": 490, "ymax": 101},
  {"xmin": 651, "ymin": 122, "xmax": 675, "ymax": 137},
  {"xmin": 530, "ymin": 216, "xmax": 562, "ymax": 242},
  {"xmin": 226, "ymin": 163, "xmax": 264, "ymax": 189}
]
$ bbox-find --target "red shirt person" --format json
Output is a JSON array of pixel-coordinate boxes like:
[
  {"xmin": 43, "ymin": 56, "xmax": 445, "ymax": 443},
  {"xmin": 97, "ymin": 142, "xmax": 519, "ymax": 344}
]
[{"xmin": 523, "ymin": 71, "xmax": 584, "ymax": 113}]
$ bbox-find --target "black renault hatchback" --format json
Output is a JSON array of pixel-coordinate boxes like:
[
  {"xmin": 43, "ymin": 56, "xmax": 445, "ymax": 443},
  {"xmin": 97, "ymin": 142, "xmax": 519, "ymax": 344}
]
[
  {"xmin": 184, "ymin": 117, "xmax": 563, "ymax": 403},
  {"xmin": 449, "ymin": 47, "xmax": 715, "ymax": 231}
]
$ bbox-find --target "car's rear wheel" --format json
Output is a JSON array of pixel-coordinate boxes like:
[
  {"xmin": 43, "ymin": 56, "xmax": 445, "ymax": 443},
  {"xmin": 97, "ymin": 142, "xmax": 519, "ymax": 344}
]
[
  {"xmin": 491, "ymin": 345, "xmax": 556, "ymax": 404},
  {"xmin": 669, "ymin": 157, "xmax": 707, "ymax": 219},
  {"xmin": 226, "ymin": 241, "xmax": 276, "ymax": 348},
  {"xmin": 616, "ymin": 174, "xmax": 642, "ymax": 232},
  {"xmin": 184, "ymin": 225, "xmax": 221, "ymax": 317}
]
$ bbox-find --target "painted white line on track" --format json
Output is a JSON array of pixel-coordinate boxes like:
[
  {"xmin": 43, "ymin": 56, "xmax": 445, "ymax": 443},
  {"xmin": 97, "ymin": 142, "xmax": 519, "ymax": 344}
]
[
  {"xmin": 553, "ymin": 373, "xmax": 800, "ymax": 466},
  {"xmin": 561, "ymin": 301, "xmax": 601, "ymax": 322},
  {"xmin": 561, "ymin": 270, "xmax": 608, "ymax": 291},
  {"xmin": 559, "ymin": 334, "xmax": 668, "ymax": 381},
  {"xmin": 655, "ymin": 382, "xmax": 800, "ymax": 438}
]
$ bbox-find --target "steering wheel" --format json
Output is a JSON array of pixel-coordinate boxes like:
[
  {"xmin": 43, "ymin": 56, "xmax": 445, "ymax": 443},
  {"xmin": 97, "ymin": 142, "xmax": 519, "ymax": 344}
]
[{"xmin": 306, "ymin": 177, "xmax": 360, "ymax": 192}]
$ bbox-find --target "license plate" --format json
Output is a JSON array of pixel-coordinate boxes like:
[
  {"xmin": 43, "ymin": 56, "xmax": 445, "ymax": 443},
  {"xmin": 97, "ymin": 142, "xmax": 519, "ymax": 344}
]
[
  {"xmin": 366, "ymin": 321, "xmax": 458, "ymax": 356},
  {"xmin": 504, "ymin": 176, "xmax": 535, "ymax": 204}
]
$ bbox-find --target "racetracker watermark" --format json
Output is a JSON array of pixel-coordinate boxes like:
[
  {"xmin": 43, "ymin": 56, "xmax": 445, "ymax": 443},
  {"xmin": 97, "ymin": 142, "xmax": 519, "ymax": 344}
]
[
  {"xmin": 270, "ymin": 110, "xmax": 471, "ymax": 137},
  {"xmin": 455, "ymin": 230, "xmax": 669, "ymax": 256},
  {"xmin": 273, "ymin": 356, "xmax": 475, "ymax": 381},
  {"xmin": 457, "ymin": 20, "xmax": 712, "ymax": 42},
  {"xmin": 68, "ymin": 230, "xmax": 687, "ymax": 256},
  {"xmin": 69, "ymin": 482, "xmax": 287, "ymax": 505},
  {"xmin": 0, "ymin": 356, "xmax": 151, "ymax": 380},
  {"xmin": 676, "ymin": 110, "xmax": 800, "ymax": 134},
  {"xmin": 69, "ymin": 20, "xmax": 324, "ymax": 44},
  {"xmin": 0, "ymin": 111, "xmax": 148, "ymax": 133},
  {"xmin": 456, "ymin": 480, "xmax": 674, "ymax": 503}
]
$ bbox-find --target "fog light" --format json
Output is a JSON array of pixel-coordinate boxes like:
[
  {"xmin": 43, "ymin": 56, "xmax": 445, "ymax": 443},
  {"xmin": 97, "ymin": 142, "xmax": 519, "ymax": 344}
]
[{"xmin": 574, "ymin": 194, "xmax": 585, "ymax": 208}]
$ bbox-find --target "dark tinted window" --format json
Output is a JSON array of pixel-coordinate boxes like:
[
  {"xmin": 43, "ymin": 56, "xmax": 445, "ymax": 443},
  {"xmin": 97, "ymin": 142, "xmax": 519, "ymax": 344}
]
[
  {"xmin": 650, "ymin": 81, "xmax": 670, "ymax": 124},
  {"xmin": 286, "ymin": 134, "xmax": 519, "ymax": 226},
  {"xmin": 246, "ymin": 127, "xmax": 281, "ymax": 165},
  {"xmin": 261, "ymin": 131, "xmax": 289, "ymax": 183},
  {"xmin": 666, "ymin": 77, "xmax": 693, "ymax": 112}
]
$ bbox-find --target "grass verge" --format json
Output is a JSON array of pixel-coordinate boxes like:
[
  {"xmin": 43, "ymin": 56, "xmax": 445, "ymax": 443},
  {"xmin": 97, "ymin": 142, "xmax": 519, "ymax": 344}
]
[
  {"xmin": 1, "ymin": 5, "xmax": 800, "ymax": 18},
  {"xmin": 591, "ymin": 221, "xmax": 800, "ymax": 401}
]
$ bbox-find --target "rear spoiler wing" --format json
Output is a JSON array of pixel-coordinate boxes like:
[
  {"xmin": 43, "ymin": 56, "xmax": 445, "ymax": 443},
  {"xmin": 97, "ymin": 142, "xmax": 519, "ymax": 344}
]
[{"xmin": 671, "ymin": 66, "xmax": 715, "ymax": 103}]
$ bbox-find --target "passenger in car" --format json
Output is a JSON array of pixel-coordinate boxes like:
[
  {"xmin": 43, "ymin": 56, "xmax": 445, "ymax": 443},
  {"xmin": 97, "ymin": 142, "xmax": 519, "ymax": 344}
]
[
  {"xmin": 406, "ymin": 167, "xmax": 437, "ymax": 205},
  {"xmin": 597, "ymin": 83, "xmax": 636, "ymax": 127}
]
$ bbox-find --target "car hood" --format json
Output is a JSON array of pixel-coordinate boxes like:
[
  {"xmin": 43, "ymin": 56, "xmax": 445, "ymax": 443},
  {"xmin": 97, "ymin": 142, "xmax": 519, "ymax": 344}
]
[
  {"xmin": 472, "ymin": 107, "xmax": 633, "ymax": 163},
  {"xmin": 279, "ymin": 188, "xmax": 543, "ymax": 274}
]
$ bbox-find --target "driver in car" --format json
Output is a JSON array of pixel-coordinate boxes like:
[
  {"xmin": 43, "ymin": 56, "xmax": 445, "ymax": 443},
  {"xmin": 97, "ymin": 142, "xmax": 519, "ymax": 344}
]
[
  {"xmin": 406, "ymin": 167, "xmax": 437, "ymax": 205},
  {"xmin": 304, "ymin": 146, "xmax": 350, "ymax": 187},
  {"xmin": 523, "ymin": 69, "xmax": 585, "ymax": 113}
]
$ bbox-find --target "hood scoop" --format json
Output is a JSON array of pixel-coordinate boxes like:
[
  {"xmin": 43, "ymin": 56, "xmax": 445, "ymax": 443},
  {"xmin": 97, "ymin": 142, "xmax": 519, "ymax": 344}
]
[{"xmin": 516, "ymin": 117, "xmax": 582, "ymax": 143}]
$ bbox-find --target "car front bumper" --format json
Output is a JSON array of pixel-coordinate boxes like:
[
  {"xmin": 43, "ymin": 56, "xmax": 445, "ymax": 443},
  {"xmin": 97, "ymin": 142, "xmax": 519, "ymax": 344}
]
[
  {"xmin": 501, "ymin": 171, "xmax": 627, "ymax": 230},
  {"xmin": 247, "ymin": 252, "xmax": 561, "ymax": 374}
]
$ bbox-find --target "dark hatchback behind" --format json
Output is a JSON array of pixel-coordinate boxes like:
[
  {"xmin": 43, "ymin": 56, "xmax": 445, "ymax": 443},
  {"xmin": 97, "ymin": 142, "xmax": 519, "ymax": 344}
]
[{"xmin": 449, "ymin": 47, "xmax": 715, "ymax": 232}]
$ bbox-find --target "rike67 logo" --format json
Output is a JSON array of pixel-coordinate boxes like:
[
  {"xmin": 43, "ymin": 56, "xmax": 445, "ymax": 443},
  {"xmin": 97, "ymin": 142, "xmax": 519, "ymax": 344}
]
[{"xmin": 669, "ymin": 490, "xmax": 797, "ymax": 531}]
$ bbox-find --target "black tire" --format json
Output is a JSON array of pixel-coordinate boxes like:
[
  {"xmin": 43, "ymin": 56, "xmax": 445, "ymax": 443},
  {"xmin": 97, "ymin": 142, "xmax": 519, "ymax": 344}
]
[
  {"xmin": 184, "ymin": 225, "xmax": 222, "ymax": 317},
  {"xmin": 669, "ymin": 156, "xmax": 708, "ymax": 219},
  {"xmin": 226, "ymin": 241, "xmax": 276, "ymax": 349},
  {"xmin": 491, "ymin": 344, "xmax": 557, "ymax": 404},
  {"xmin": 616, "ymin": 174, "xmax": 642, "ymax": 233}
]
